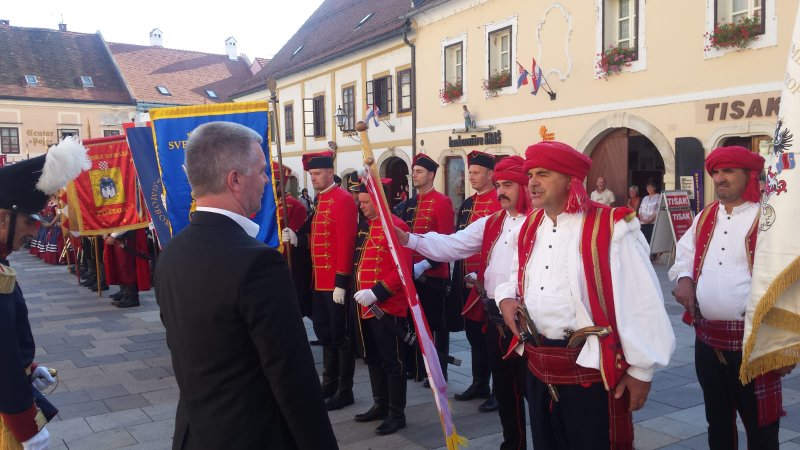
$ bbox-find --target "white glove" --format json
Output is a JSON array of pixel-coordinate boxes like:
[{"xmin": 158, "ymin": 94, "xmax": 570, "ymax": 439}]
[
  {"xmin": 354, "ymin": 289, "xmax": 378, "ymax": 307},
  {"xmin": 413, "ymin": 260, "xmax": 432, "ymax": 279},
  {"xmin": 31, "ymin": 366, "xmax": 55, "ymax": 391},
  {"xmin": 281, "ymin": 228, "xmax": 297, "ymax": 246},
  {"xmin": 464, "ymin": 272, "xmax": 477, "ymax": 288},
  {"xmin": 21, "ymin": 427, "xmax": 49, "ymax": 450},
  {"xmin": 332, "ymin": 287, "xmax": 346, "ymax": 305}
]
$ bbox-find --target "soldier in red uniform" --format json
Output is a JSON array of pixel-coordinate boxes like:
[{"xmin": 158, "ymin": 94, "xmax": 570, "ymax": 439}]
[
  {"xmin": 283, "ymin": 151, "xmax": 357, "ymax": 411},
  {"xmin": 352, "ymin": 180, "xmax": 412, "ymax": 435},
  {"xmin": 449, "ymin": 150, "xmax": 501, "ymax": 409},
  {"xmin": 399, "ymin": 153, "xmax": 454, "ymax": 381}
]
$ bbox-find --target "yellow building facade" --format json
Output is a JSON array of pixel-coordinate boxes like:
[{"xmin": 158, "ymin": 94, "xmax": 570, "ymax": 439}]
[{"xmin": 409, "ymin": 0, "xmax": 795, "ymax": 210}]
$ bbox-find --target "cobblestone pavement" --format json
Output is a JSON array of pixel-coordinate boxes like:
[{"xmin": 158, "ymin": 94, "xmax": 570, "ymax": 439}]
[{"xmin": 10, "ymin": 251, "xmax": 800, "ymax": 449}]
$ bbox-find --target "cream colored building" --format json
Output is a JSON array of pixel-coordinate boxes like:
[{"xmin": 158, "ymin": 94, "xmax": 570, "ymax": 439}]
[
  {"xmin": 230, "ymin": 0, "xmax": 414, "ymax": 204},
  {"xmin": 409, "ymin": 0, "xmax": 795, "ymax": 210}
]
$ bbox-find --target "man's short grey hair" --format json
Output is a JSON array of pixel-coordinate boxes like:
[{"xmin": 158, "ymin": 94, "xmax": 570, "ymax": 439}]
[{"xmin": 184, "ymin": 122, "xmax": 264, "ymax": 197}]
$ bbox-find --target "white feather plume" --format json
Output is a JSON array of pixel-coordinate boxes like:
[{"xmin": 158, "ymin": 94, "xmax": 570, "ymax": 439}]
[{"xmin": 36, "ymin": 136, "xmax": 91, "ymax": 195}]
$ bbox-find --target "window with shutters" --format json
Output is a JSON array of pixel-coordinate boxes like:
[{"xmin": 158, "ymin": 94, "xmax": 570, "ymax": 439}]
[
  {"xmin": 366, "ymin": 75, "xmax": 392, "ymax": 115},
  {"xmin": 488, "ymin": 26, "xmax": 512, "ymax": 85},
  {"xmin": 284, "ymin": 103, "xmax": 294, "ymax": 143},
  {"xmin": 303, "ymin": 96, "xmax": 326, "ymax": 138},
  {"xmin": 397, "ymin": 70, "xmax": 411, "ymax": 113},
  {"xmin": 0, "ymin": 127, "xmax": 20, "ymax": 154},
  {"xmin": 342, "ymin": 86, "xmax": 355, "ymax": 131},
  {"xmin": 444, "ymin": 42, "xmax": 463, "ymax": 86}
]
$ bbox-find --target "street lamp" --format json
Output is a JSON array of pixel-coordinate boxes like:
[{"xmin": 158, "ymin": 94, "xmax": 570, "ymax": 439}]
[{"xmin": 334, "ymin": 105, "xmax": 348, "ymax": 132}]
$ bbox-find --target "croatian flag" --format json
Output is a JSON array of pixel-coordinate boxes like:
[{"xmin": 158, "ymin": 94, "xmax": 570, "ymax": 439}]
[
  {"xmin": 516, "ymin": 63, "xmax": 529, "ymax": 89},
  {"xmin": 531, "ymin": 57, "xmax": 543, "ymax": 95},
  {"xmin": 365, "ymin": 104, "xmax": 381, "ymax": 127}
]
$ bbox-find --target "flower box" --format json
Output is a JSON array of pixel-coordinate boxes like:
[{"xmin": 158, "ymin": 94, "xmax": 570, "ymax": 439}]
[
  {"xmin": 705, "ymin": 14, "xmax": 761, "ymax": 51},
  {"xmin": 595, "ymin": 45, "xmax": 638, "ymax": 79},
  {"xmin": 439, "ymin": 81, "xmax": 463, "ymax": 104}
]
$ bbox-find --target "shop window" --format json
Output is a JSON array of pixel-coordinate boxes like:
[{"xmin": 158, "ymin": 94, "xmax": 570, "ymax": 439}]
[
  {"xmin": 444, "ymin": 42, "xmax": 463, "ymax": 86},
  {"xmin": 0, "ymin": 127, "xmax": 20, "ymax": 154},
  {"xmin": 715, "ymin": 0, "xmax": 765, "ymax": 34},
  {"xmin": 284, "ymin": 103, "xmax": 294, "ymax": 142},
  {"xmin": 397, "ymin": 70, "xmax": 412, "ymax": 113},
  {"xmin": 488, "ymin": 26, "xmax": 512, "ymax": 85},
  {"xmin": 444, "ymin": 156, "xmax": 466, "ymax": 211},
  {"xmin": 341, "ymin": 86, "xmax": 355, "ymax": 131},
  {"xmin": 366, "ymin": 75, "xmax": 393, "ymax": 115},
  {"xmin": 603, "ymin": 0, "xmax": 639, "ymax": 55}
]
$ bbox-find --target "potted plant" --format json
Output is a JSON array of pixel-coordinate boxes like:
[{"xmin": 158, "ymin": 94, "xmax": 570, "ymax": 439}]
[
  {"xmin": 481, "ymin": 70, "xmax": 511, "ymax": 97},
  {"xmin": 439, "ymin": 80, "xmax": 463, "ymax": 104},
  {"xmin": 705, "ymin": 14, "xmax": 761, "ymax": 51},
  {"xmin": 595, "ymin": 45, "xmax": 638, "ymax": 79}
]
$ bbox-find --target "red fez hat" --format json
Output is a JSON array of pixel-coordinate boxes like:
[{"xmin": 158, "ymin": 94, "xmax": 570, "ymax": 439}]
[
  {"xmin": 413, "ymin": 153, "xmax": 439, "ymax": 172},
  {"xmin": 302, "ymin": 151, "xmax": 334, "ymax": 171},
  {"xmin": 705, "ymin": 146, "xmax": 765, "ymax": 203},
  {"xmin": 271, "ymin": 161, "xmax": 291, "ymax": 179},
  {"xmin": 467, "ymin": 150, "xmax": 495, "ymax": 169},
  {"xmin": 493, "ymin": 155, "xmax": 531, "ymax": 214},
  {"xmin": 524, "ymin": 141, "xmax": 592, "ymax": 213}
]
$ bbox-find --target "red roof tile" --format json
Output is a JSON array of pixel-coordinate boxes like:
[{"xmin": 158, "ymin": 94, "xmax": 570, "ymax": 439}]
[
  {"xmin": 108, "ymin": 42, "xmax": 254, "ymax": 106},
  {"xmin": 0, "ymin": 26, "xmax": 133, "ymax": 104},
  {"xmin": 231, "ymin": 0, "xmax": 412, "ymax": 98}
]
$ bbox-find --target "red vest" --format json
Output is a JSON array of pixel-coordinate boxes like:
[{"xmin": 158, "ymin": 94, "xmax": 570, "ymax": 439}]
[
  {"xmin": 409, "ymin": 189, "xmax": 454, "ymax": 278},
  {"xmin": 516, "ymin": 203, "xmax": 636, "ymax": 390},
  {"xmin": 310, "ymin": 186, "xmax": 357, "ymax": 291},
  {"xmin": 462, "ymin": 190, "xmax": 501, "ymax": 275},
  {"xmin": 462, "ymin": 210, "xmax": 507, "ymax": 322},
  {"xmin": 356, "ymin": 214, "xmax": 411, "ymax": 318}
]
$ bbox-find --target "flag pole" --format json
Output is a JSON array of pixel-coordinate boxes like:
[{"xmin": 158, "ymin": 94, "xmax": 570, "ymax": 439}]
[{"xmin": 267, "ymin": 78, "xmax": 291, "ymax": 267}]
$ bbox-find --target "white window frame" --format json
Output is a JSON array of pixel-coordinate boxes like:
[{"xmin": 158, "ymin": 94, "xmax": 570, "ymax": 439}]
[
  {"xmin": 441, "ymin": 33, "xmax": 467, "ymax": 105},
  {"xmin": 25, "ymin": 75, "xmax": 38, "ymax": 85},
  {"xmin": 484, "ymin": 16, "xmax": 518, "ymax": 96},
  {"xmin": 81, "ymin": 76, "xmax": 94, "ymax": 87},
  {"xmin": 595, "ymin": 0, "xmax": 646, "ymax": 78},
  {"xmin": 704, "ymin": 0, "xmax": 776, "ymax": 59}
]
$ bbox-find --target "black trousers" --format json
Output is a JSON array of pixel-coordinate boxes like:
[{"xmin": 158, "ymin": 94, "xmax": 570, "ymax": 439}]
[
  {"xmin": 465, "ymin": 318, "xmax": 490, "ymax": 383},
  {"xmin": 362, "ymin": 316, "xmax": 408, "ymax": 377},
  {"xmin": 695, "ymin": 339, "xmax": 780, "ymax": 450},
  {"xmin": 486, "ymin": 322, "xmax": 527, "ymax": 450},
  {"xmin": 411, "ymin": 276, "xmax": 449, "ymax": 381},
  {"xmin": 311, "ymin": 290, "xmax": 347, "ymax": 345}
]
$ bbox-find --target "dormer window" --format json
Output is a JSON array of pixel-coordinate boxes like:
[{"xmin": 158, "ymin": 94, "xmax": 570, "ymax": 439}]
[
  {"xmin": 156, "ymin": 86, "xmax": 171, "ymax": 96},
  {"xmin": 81, "ymin": 76, "xmax": 94, "ymax": 87},
  {"xmin": 355, "ymin": 13, "xmax": 374, "ymax": 29},
  {"xmin": 25, "ymin": 75, "xmax": 38, "ymax": 85},
  {"xmin": 206, "ymin": 90, "xmax": 218, "ymax": 99},
  {"xmin": 292, "ymin": 45, "xmax": 304, "ymax": 57}
]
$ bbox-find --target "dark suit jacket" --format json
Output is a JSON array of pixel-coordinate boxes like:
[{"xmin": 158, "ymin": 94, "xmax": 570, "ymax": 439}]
[{"xmin": 154, "ymin": 211, "xmax": 337, "ymax": 450}]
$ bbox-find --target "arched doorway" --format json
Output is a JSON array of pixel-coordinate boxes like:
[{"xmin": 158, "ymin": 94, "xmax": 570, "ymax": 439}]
[
  {"xmin": 587, "ymin": 128, "xmax": 665, "ymax": 207},
  {"xmin": 380, "ymin": 156, "xmax": 409, "ymax": 210}
]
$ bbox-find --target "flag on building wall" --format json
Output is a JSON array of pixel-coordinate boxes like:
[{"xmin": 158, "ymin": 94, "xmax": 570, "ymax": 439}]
[
  {"xmin": 149, "ymin": 101, "xmax": 280, "ymax": 248},
  {"xmin": 531, "ymin": 57, "xmax": 543, "ymax": 95},
  {"xmin": 65, "ymin": 135, "xmax": 150, "ymax": 235},
  {"xmin": 125, "ymin": 124, "xmax": 171, "ymax": 248},
  {"xmin": 516, "ymin": 62, "xmax": 529, "ymax": 88},
  {"xmin": 740, "ymin": 7, "xmax": 800, "ymax": 383}
]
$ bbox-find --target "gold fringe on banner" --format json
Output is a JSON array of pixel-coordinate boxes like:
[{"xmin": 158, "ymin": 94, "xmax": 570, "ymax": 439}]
[{"xmin": 741, "ymin": 256, "xmax": 800, "ymax": 383}]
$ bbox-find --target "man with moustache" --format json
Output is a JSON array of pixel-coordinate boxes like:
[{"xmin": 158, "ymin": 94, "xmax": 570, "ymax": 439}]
[
  {"xmin": 670, "ymin": 146, "xmax": 791, "ymax": 450},
  {"xmin": 283, "ymin": 151, "xmax": 358, "ymax": 411},
  {"xmin": 495, "ymin": 141, "xmax": 674, "ymax": 450},
  {"xmin": 156, "ymin": 123, "xmax": 337, "ymax": 449},
  {"xmin": 399, "ymin": 154, "xmax": 454, "ymax": 382},
  {"xmin": 446, "ymin": 151, "xmax": 501, "ymax": 410},
  {"xmin": 396, "ymin": 155, "xmax": 532, "ymax": 450}
]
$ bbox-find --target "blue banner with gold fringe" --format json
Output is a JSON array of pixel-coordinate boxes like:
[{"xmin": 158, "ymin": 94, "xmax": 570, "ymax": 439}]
[{"xmin": 149, "ymin": 101, "xmax": 279, "ymax": 247}]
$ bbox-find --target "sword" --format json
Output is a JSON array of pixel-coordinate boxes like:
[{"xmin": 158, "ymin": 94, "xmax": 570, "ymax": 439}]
[
  {"xmin": 368, "ymin": 304, "xmax": 462, "ymax": 367},
  {"xmin": 470, "ymin": 276, "xmax": 506, "ymax": 337},
  {"xmin": 513, "ymin": 302, "xmax": 560, "ymax": 402}
]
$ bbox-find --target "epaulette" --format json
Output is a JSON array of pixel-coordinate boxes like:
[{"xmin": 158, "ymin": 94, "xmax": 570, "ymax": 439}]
[{"xmin": 0, "ymin": 263, "xmax": 16, "ymax": 294}]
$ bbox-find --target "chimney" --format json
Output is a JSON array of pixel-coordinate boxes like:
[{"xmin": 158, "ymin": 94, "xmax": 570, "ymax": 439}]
[
  {"xmin": 150, "ymin": 28, "xmax": 163, "ymax": 47},
  {"xmin": 58, "ymin": 23, "xmax": 67, "ymax": 31},
  {"xmin": 225, "ymin": 37, "xmax": 238, "ymax": 61},
  {"xmin": 0, "ymin": 20, "xmax": 10, "ymax": 26}
]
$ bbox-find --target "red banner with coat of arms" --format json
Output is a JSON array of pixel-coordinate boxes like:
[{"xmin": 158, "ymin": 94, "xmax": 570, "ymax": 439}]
[{"xmin": 66, "ymin": 135, "xmax": 150, "ymax": 236}]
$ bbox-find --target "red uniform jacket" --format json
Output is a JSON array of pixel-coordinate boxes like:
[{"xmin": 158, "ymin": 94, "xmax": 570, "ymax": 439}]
[
  {"xmin": 408, "ymin": 189, "xmax": 454, "ymax": 279},
  {"xmin": 310, "ymin": 185, "xmax": 357, "ymax": 291},
  {"xmin": 280, "ymin": 195, "xmax": 307, "ymax": 255},
  {"xmin": 356, "ymin": 214, "xmax": 411, "ymax": 318}
]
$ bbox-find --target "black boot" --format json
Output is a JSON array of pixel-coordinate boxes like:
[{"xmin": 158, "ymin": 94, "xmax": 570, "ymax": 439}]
[
  {"xmin": 326, "ymin": 341, "xmax": 355, "ymax": 411},
  {"xmin": 80, "ymin": 271, "xmax": 96, "ymax": 286},
  {"xmin": 355, "ymin": 365, "xmax": 388, "ymax": 422},
  {"xmin": 435, "ymin": 330, "xmax": 449, "ymax": 382},
  {"xmin": 478, "ymin": 392, "xmax": 498, "ymax": 412},
  {"xmin": 376, "ymin": 374, "xmax": 406, "ymax": 435},
  {"xmin": 114, "ymin": 287, "xmax": 139, "ymax": 308},
  {"xmin": 320, "ymin": 345, "xmax": 339, "ymax": 399},
  {"xmin": 89, "ymin": 280, "xmax": 109, "ymax": 291},
  {"xmin": 454, "ymin": 379, "xmax": 491, "ymax": 400},
  {"xmin": 110, "ymin": 287, "xmax": 125, "ymax": 301}
]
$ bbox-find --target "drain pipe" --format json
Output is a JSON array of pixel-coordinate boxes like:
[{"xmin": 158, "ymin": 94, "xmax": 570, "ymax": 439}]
[{"xmin": 403, "ymin": 19, "xmax": 416, "ymax": 194}]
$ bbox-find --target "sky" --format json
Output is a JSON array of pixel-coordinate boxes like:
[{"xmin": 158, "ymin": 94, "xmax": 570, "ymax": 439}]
[{"xmin": 3, "ymin": 0, "xmax": 325, "ymax": 59}]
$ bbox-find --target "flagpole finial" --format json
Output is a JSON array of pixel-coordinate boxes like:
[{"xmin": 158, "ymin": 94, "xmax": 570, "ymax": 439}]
[
  {"xmin": 365, "ymin": 156, "xmax": 375, "ymax": 166},
  {"xmin": 355, "ymin": 121, "xmax": 368, "ymax": 132}
]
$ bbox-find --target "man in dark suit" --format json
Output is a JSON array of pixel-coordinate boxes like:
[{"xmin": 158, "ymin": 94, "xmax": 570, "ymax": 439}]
[{"xmin": 155, "ymin": 121, "xmax": 338, "ymax": 450}]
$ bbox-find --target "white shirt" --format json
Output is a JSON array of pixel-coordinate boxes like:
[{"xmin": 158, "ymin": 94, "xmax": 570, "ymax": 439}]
[
  {"xmin": 196, "ymin": 206, "xmax": 260, "ymax": 238},
  {"xmin": 406, "ymin": 212, "xmax": 525, "ymax": 297},
  {"xmin": 494, "ymin": 211, "xmax": 675, "ymax": 382},
  {"xmin": 590, "ymin": 189, "xmax": 615, "ymax": 206},
  {"xmin": 639, "ymin": 194, "xmax": 661, "ymax": 223},
  {"xmin": 668, "ymin": 201, "xmax": 759, "ymax": 321}
]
